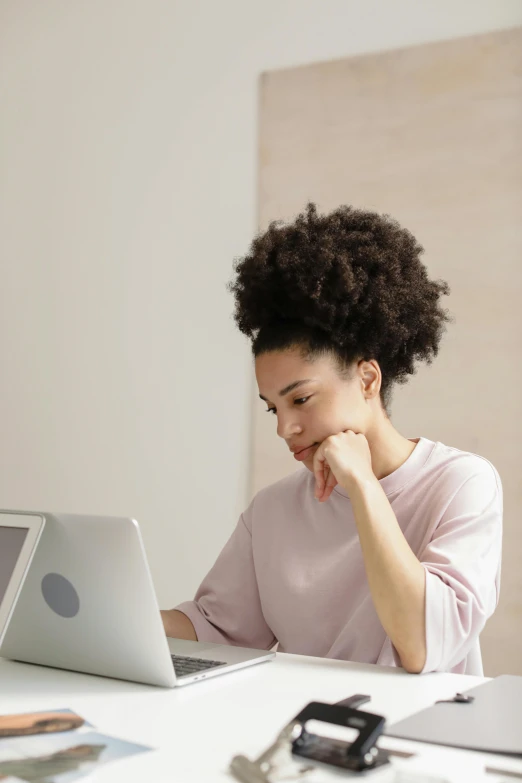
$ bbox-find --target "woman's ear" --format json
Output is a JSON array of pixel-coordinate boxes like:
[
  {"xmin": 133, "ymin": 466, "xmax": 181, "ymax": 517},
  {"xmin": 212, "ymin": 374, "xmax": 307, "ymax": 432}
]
[{"xmin": 358, "ymin": 359, "xmax": 381, "ymax": 401}]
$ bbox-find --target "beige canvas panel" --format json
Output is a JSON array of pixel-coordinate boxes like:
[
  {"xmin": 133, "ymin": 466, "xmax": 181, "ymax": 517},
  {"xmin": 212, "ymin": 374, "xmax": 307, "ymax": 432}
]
[{"xmin": 254, "ymin": 27, "xmax": 522, "ymax": 675}]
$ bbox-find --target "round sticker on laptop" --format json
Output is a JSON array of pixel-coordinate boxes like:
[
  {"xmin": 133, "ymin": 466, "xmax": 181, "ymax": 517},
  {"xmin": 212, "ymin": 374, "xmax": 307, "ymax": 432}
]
[{"xmin": 41, "ymin": 573, "xmax": 80, "ymax": 618}]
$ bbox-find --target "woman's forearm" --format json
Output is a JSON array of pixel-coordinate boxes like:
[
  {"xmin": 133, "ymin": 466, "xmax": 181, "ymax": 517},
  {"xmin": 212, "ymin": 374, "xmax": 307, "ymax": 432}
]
[
  {"xmin": 350, "ymin": 477, "xmax": 426, "ymax": 673},
  {"xmin": 160, "ymin": 609, "xmax": 198, "ymax": 641}
]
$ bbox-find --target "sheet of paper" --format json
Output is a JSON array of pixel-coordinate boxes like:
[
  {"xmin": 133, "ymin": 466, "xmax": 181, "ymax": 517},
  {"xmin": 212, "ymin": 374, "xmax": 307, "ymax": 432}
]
[{"xmin": 0, "ymin": 708, "xmax": 151, "ymax": 783}]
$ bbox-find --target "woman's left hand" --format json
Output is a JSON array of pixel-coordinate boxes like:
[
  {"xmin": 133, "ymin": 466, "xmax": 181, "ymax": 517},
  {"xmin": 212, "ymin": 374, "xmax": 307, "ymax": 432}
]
[{"xmin": 313, "ymin": 430, "xmax": 374, "ymax": 502}]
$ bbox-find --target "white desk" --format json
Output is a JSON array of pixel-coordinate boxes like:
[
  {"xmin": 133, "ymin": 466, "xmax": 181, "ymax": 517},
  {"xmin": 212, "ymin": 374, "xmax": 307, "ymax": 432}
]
[{"xmin": 1, "ymin": 654, "xmax": 521, "ymax": 783}]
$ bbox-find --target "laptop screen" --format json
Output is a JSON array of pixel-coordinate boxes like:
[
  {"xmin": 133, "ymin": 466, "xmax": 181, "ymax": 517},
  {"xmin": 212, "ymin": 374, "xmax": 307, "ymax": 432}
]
[{"xmin": 0, "ymin": 526, "xmax": 29, "ymax": 604}]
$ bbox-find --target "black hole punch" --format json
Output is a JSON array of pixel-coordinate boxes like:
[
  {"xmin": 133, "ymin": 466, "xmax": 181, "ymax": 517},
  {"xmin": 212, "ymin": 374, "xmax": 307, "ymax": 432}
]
[{"xmin": 291, "ymin": 701, "xmax": 390, "ymax": 772}]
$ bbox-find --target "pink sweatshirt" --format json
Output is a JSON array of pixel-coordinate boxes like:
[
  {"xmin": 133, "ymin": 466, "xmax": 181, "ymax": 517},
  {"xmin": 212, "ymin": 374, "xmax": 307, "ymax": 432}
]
[{"xmin": 176, "ymin": 438, "xmax": 502, "ymax": 675}]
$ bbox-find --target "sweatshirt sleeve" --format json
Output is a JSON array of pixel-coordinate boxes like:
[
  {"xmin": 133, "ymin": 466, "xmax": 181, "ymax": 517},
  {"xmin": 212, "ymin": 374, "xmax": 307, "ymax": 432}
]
[
  {"xmin": 174, "ymin": 510, "xmax": 277, "ymax": 650},
  {"xmin": 419, "ymin": 463, "xmax": 503, "ymax": 674}
]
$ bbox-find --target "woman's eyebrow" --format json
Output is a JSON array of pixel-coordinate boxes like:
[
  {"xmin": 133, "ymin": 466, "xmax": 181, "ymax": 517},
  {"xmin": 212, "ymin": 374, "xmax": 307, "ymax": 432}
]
[{"xmin": 259, "ymin": 379, "xmax": 313, "ymax": 402}]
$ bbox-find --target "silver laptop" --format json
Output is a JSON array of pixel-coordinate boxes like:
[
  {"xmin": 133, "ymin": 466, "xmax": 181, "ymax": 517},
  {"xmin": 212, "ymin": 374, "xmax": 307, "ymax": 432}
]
[{"xmin": 0, "ymin": 510, "xmax": 274, "ymax": 687}]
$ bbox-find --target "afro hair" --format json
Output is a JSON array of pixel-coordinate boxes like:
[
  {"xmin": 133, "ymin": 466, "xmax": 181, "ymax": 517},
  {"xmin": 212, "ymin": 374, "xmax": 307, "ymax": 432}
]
[{"xmin": 229, "ymin": 203, "xmax": 451, "ymax": 410}]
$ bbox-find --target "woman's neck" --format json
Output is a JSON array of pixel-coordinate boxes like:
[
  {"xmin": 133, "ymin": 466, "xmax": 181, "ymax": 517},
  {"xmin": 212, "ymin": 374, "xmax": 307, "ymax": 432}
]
[{"xmin": 366, "ymin": 416, "xmax": 417, "ymax": 481}]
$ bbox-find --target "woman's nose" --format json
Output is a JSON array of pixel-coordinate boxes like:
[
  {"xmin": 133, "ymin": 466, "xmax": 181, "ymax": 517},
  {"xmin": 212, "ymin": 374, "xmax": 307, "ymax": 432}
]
[{"xmin": 276, "ymin": 413, "xmax": 303, "ymax": 440}]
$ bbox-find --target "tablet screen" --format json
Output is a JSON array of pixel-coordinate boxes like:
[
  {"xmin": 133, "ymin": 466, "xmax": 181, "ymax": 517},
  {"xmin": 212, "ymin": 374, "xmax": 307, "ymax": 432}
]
[{"xmin": 0, "ymin": 526, "xmax": 29, "ymax": 604}]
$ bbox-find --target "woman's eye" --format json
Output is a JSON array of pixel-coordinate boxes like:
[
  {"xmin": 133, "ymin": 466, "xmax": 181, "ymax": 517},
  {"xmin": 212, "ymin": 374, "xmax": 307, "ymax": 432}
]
[{"xmin": 265, "ymin": 397, "xmax": 309, "ymax": 414}]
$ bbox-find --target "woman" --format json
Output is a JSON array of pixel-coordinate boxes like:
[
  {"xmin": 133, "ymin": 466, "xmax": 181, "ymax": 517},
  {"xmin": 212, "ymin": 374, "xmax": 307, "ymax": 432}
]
[{"xmin": 161, "ymin": 203, "xmax": 502, "ymax": 675}]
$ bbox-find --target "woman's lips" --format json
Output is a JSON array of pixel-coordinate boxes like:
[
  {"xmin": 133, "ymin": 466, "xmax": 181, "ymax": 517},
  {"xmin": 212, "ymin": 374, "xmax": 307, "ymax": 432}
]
[{"xmin": 293, "ymin": 443, "xmax": 318, "ymax": 461}]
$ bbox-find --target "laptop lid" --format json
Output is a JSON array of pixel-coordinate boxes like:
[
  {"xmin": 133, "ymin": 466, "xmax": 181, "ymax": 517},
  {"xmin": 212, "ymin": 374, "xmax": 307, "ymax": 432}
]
[
  {"xmin": 0, "ymin": 512, "xmax": 45, "ymax": 645},
  {"xmin": 386, "ymin": 674, "xmax": 522, "ymax": 756},
  {"xmin": 0, "ymin": 511, "xmax": 178, "ymax": 688}
]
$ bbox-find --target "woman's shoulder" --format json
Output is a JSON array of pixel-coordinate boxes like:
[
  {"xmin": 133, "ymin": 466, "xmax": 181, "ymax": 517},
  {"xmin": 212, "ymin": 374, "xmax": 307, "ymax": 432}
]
[
  {"xmin": 240, "ymin": 469, "xmax": 314, "ymax": 533},
  {"xmin": 420, "ymin": 439, "xmax": 502, "ymax": 513},
  {"xmin": 428, "ymin": 439, "xmax": 501, "ymax": 485},
  {"xmin": 252, "ymin": 467, "xmax": 313, "ymax": 506}
]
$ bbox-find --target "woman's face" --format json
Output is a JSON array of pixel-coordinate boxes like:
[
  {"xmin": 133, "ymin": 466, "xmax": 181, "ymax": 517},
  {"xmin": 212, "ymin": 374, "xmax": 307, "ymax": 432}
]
[{"xmin": 255, "ymin": 348, "xmax": 380, "ymax": 472}]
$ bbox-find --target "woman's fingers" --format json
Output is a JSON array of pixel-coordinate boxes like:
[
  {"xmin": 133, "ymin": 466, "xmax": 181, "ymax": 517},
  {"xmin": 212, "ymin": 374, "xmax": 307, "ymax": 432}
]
[
  {"xmin": 315, "ymin": 458, "xmax": 338, "ymax": 502},
  {"xmin": 321, "ymin": 468, "xmax": 338, "ymax": 502},
  {"xmin": 313, "ymin": 450, "xmax": 327, "ymax": 498}
]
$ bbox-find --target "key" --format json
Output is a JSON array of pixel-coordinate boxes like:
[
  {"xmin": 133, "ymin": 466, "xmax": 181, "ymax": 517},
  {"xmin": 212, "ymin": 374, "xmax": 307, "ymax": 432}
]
[{"xmin": 229, "ymin": 720, "xmax": 314, "ymax": 782}]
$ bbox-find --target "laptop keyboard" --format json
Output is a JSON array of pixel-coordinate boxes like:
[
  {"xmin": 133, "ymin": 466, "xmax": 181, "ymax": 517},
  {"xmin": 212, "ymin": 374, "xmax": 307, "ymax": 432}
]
[{"xmin": 171, "ymin": 654, "xmax": 226, "ymax": 677}]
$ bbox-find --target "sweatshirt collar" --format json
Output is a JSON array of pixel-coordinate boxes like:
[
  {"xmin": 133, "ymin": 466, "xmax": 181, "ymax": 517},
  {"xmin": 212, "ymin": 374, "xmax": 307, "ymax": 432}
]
[{"xmin": 332, "ymin": 437, "xmax": 437, "ymax": 499}]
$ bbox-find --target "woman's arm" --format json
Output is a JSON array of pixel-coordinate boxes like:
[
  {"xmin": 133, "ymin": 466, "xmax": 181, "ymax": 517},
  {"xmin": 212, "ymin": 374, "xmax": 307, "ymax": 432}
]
[
  {"xmin": 351, "ymin": 467, "xmax": 503, "ymax": 674},
  {"xmin": 163, "ymin": 510, "xmax": 277, "ymax": 650},
  {"xmin": 314, "ymin": 431, "xmax": 426, "ymax": 671},
  {"xmin": 314, "ymin": 431, "xmax": 502, "ymax": 674},
  {"xmin": 160, "ymin": 609, "xmax": 197, "ymax": 640},
  {"xmin": 349, "ymin": 477, "xmax": 426, "ymax": 673}
]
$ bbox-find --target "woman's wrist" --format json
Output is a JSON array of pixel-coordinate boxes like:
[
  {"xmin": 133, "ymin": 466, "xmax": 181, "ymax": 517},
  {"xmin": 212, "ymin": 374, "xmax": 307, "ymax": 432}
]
[{"xmin": 342, "ymin": 471, "xmax": 380, "ymax": 502}]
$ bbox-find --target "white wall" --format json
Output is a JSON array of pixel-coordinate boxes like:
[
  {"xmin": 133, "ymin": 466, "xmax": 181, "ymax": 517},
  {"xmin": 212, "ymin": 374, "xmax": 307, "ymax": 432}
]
[{"xmin": 1, "ymin": 0, "xmax": 521, "ymax": 608}]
